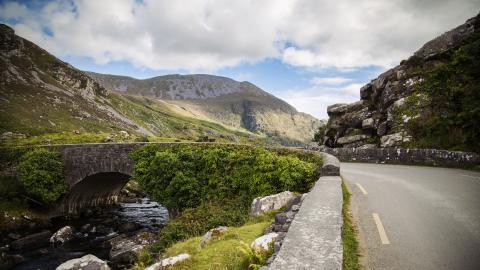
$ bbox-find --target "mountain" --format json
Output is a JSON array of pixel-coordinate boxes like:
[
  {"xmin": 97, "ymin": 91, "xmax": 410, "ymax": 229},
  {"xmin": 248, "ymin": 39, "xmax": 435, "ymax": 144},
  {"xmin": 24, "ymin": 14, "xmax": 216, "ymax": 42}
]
[
  {"xmin": 0, "ymin": 24, "xmax": 263, "ymax": 145},
  {"xmin": 321, "ymin": 13, "xmax": 480, "ymax": 152},
  {"xmin": 0, "ymin": 23, "xmax": 321, "ymax": 146},
  {"xmin": 86, "ymin": 72, "xmax": 322, "ymax": 145}
]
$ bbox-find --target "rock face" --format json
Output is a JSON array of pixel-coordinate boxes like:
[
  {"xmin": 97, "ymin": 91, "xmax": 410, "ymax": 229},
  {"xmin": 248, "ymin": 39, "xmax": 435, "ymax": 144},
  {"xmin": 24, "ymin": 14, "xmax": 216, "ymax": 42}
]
[
  {"xmin": 108, "ymin": 232, "xmax": 156, "ymax": 263},
  {"xmin": 200, "ymin": 226, "xmax": 228, "ymax": 248},
  {"xmin": 251, "ymin": 233, "xmax": 278, "ymax": 251},
  {"xmin": 250, "ymin": 191, "xmax": 296, "ymax": 217},
  {"xmin": 56, "ymin": 254, "xmax": 110, "ymax": 270},
  {"xmin": 50, "ymin": 226, "xmax": 75, "ymax": 245},
  {"xmin": 323, "ymin": 14, "xmax": 479, "ymax": 149},
  {"xmin": 145, "ymin": 253, "xmax": 191, "ymax": 270}
]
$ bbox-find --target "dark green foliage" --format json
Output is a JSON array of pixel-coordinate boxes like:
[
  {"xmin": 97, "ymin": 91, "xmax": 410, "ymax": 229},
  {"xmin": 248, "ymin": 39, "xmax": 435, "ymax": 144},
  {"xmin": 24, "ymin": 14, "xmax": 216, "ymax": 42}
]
[
  {"xmin": 405, "ymin": 34, "xmax": 480, "ymax": 152},
  {"xmin": 18, "ymin": 148, "xmax": 68, "ymax": 205},
  {"xmin": 131, "ymin": 144, "xmax": 322, "ymax": 254},
  {"xmin": 131, "ymin": 144, "xmax": 320, "ymax": 214},
  {"xmin": 0, "ymin": 175, "xmax": 27, "ymax": 211},
  {"xmin": 150, "ymin": 199, "xmax": 249, "ymax": 253},
  {"xmin": 313, "ymin": 125, "xmax": 327, "ymax": 144}
]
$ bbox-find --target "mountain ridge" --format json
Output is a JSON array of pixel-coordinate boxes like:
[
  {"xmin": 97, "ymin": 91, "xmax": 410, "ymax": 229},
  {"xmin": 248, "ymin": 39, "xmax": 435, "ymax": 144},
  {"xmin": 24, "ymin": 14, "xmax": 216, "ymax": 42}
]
[
  {"xmin": 0, "ymin": 23, "xmax": 321, "ymax": 146},
  {"xmin": 86, "ymin": 71, "xmax": 322, "ymax": 144}
]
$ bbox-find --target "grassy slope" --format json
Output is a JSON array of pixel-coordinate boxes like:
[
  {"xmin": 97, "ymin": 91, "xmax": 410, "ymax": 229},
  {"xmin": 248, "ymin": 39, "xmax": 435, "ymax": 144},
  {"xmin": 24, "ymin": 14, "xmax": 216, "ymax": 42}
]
[
  {"xmin": 163, "ymin": 222, "xmax": 271, "ymax": 270},
  {"xmin": 0, "ymin": 89, "xmax": 270, "ymax": 146}
]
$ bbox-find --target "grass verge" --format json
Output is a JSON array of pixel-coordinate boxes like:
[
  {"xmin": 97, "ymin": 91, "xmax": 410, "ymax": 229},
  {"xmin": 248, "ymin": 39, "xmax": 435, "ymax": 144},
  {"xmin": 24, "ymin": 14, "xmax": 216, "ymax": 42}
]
[
  {"xmin": 342, "ymin": 178, "xmax": 361, "ymax": 270},
  {"xmin": 133, "ymin": 213, "xmax": 277, "ymax": 270}
]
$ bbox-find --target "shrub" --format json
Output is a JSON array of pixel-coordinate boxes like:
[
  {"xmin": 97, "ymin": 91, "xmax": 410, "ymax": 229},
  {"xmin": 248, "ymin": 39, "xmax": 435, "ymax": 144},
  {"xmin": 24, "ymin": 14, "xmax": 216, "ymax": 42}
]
[
  {"xmin": 131, "ymin": 144, "xmax": 322, "ymax": 255},
  {"xmin": 131, "ymin": 144, "xmax": 320, "ymax": 214},
  {"xmin": 18, "ymin": 148, "xmax": 68, "ymax": 205}
]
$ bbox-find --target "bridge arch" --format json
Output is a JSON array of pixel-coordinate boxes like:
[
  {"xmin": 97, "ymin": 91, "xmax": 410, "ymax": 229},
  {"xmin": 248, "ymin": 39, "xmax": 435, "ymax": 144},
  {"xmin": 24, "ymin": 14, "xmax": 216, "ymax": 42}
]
[{"xmin": 62, "ymin": 171, "xmax": 132, "ymax": 213}]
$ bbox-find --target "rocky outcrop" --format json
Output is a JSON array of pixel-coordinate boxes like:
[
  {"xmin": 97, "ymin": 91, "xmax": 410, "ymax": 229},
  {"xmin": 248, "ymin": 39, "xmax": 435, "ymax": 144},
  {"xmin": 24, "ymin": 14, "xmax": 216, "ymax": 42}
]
[
  {"xmin": 145, "ymin": 253, "xmax": 191, "ymax": 270},
  {"xmin": 50, "ymin": 226, "xmax": 75, "ymax": 245},
  {"xmin": 323, "ymin": 14, "xmax": 479, "ymax": 149},
  {"xmin": 108, "ymin": 232, "xmax": 156, "ymax": 263},
  {"xmin": 200, "ymin": 226, "xmax": 228, "ymax": 248},
  {"xmin": 250, "ymin": 191, "xmax": 296, "ymax": 217},
  {"xmin": 56, "ymin": 254, "xmax": 110, "ymax": 270},
  {"xmin": 251, "ymin": 233, "xmax": 278, "ymax": 251}
]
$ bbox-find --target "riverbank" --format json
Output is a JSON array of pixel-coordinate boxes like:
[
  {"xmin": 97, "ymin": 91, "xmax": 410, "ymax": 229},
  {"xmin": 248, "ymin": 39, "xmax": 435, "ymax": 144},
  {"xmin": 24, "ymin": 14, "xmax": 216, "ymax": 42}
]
[{"xmin": 1, "ymin": 197, "xmax": 168, "ymax": 270}]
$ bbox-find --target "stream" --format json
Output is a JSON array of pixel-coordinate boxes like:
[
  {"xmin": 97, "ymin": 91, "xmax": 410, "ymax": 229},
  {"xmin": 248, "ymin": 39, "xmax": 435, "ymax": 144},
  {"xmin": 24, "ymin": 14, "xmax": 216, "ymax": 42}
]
[{"xmin": 1, "ymin": 198, "xmax": 169, "ymax": 270}]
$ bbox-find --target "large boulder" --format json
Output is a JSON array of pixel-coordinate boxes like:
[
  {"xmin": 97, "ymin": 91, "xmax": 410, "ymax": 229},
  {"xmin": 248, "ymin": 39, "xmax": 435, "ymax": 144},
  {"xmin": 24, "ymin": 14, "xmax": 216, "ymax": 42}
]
[
  {"xmin": 56, "ymin": 254, "xmax": 110, "ymax": 270},
  {"xmin": 251, "ymin": 233, "xmax": 278, "ymax": 252},
  {"xmin": 336, "ymin": 135, "xmax": 369, "ymax": 145},
  {"xmin": 380, "ymin": 132, "xmax": 411, "ymax": 148},
  {"xmin": 362, "ymin": 118, "xmax": 374, "ymax": 129},
  {"xmin": 51, "ymin": 226, "xmax": 75, "ymax": 245},
  {"xmin": 10, "ymin": 231, "xmax": 51, "ymax": 251},
  {"xmin": 251, "ymin": 191, "xmax": 296, "ymax": 217},
  {"xmin": 109, "ymin": 232, "xmax": 156, "ymax": 263},
  {"xmin": 327, "ymin": 103, "xmax": 349, "ymax": 116},
  {"xmin": 200, "ymin": 226, "xmax": 228, "ymax": 248},
  {"xmin": 360, "ymin": 83, "xmax": 373, "ymax": 100},
  {"xmin": 145, "ymin": 253, "xmax": 191, "ymax": 270}
]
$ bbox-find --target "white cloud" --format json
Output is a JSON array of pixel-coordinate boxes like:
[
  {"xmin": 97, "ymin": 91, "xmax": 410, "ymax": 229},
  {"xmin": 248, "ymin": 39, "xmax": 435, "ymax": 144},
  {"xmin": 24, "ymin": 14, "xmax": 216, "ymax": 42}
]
[
  {"xmin": 278, "ymin": 83, "xmax": 362, "ymax": 119},
  {"xmin": 310, "ymin": 76, "xmax": 352, "ymax": 86},
  {"xmin": 1, "ymin": 0, "xmax": 478, "ymax": 72}
]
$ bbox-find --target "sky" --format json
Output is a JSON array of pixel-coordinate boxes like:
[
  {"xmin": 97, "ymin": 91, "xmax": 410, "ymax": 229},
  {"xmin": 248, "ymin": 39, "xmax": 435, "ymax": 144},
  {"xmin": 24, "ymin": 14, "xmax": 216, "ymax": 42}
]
[{"xmin": 1, "ymin": 0, "xmax": 479, "ymax": 119}]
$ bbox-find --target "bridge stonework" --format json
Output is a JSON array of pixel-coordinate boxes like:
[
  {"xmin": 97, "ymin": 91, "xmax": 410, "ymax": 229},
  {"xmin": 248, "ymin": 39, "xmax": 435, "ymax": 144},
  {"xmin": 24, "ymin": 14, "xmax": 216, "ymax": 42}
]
[
  {"xmin": 50, "ymin": 143, "xmax": 155, "ymax": 212},
  {"xmin": 56, "ymin": 143, "xmax": 145, "ymax": 187}
]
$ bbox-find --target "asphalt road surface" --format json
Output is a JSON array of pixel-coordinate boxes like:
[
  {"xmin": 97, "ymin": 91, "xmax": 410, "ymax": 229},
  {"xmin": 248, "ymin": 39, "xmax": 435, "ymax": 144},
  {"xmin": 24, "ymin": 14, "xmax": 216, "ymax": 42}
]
[{"xmin": 341, "ymin": 163, "xmax": 480, "ymax": 270}]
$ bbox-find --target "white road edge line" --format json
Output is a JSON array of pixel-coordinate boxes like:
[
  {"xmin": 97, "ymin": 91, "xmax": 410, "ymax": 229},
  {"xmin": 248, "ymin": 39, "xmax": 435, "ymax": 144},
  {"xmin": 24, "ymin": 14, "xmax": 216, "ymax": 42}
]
[
  {"xmin": 372, "ymin": 213, "xmax": 390, "ymax": 245},
  {"xmin": 356, "ymin": 183, "xmax": 368, "ymax": 195}
]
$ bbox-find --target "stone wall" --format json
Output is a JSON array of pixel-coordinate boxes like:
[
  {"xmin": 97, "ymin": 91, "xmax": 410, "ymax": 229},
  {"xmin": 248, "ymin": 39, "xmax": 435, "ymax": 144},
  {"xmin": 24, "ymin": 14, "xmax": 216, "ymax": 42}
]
[
  {"xmin": 311, "ymin": 147, "xmax": 480, "ymax": 168},
  {"xmin": 267, "ymin": 152, "xmax": 343, "ymax": 269}
]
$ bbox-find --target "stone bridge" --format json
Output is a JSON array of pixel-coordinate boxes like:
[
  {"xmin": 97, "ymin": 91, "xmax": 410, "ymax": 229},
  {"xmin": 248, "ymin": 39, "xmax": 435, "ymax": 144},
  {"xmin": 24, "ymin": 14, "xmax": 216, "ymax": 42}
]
[
  {"xmin": 52, "ymin": 142, "xmax": 163, "ymax": 212},
  {"xmin": 48, "ymin": 142, "xmax": 478, "ymax": 213},
  {"xmin": 50, "ymin": 142, "xmax": 336, "ymax": 212}
]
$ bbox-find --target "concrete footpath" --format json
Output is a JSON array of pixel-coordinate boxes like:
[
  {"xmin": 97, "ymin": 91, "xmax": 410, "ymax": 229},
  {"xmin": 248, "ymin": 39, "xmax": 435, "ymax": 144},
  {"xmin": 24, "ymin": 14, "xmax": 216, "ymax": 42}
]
[{"xmin": 268, "ymin": 153, "xmax": 343, "ymax": 269}]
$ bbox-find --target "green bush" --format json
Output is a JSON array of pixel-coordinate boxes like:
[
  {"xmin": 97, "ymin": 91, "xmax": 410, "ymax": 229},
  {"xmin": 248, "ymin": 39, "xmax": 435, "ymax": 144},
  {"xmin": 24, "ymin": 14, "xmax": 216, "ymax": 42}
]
[
  {"xmin": 312, "ymin": 125, "xmax": 327, "ymax": 144},
  {"xmin": 131, "ymin": 144, "xmax": 322, "ymax": 255},
  {"xmin": 131, "ymin": 144, "xmax": 320, "ymax": 214},
  {"xmin": 18, "ymin": 148, "xmax": 68, "ymax": 205}
]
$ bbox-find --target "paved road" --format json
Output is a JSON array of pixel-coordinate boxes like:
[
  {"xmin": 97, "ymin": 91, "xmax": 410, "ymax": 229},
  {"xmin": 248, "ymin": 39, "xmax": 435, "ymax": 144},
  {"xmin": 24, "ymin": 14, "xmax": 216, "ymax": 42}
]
[{"xmin": 341, "ymin": 163, "xmax": 480, "ymax": 270}]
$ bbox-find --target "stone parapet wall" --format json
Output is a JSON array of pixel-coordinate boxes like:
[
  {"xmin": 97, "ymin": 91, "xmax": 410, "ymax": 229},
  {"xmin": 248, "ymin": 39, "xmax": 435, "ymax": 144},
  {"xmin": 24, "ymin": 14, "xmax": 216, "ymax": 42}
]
[
  {"xmin": 310, "ymin": 147, "xmax": 480, "ymax": 168},
  {"xmin": 268, "ymin": 152, "xmax": 343, "ymax": 269}
]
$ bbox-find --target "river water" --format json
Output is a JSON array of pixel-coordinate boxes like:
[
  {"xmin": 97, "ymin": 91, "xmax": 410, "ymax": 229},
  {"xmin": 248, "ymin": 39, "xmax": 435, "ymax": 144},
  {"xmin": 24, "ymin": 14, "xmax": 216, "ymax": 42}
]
[{"xmin": 4, "ymin": 198, "xmax": 168, "ymax": 270}]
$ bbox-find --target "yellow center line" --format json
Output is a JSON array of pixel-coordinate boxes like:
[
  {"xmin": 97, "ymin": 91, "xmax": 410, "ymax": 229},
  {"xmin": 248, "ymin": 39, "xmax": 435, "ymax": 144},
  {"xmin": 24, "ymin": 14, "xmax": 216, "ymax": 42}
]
[
  {"xmin": 372, "ymin": 213, "xmax": 390, "ymax": 245},
  {"xmin": 356, "ymin": 183, "xmax": 368, "ymax": 195}
]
